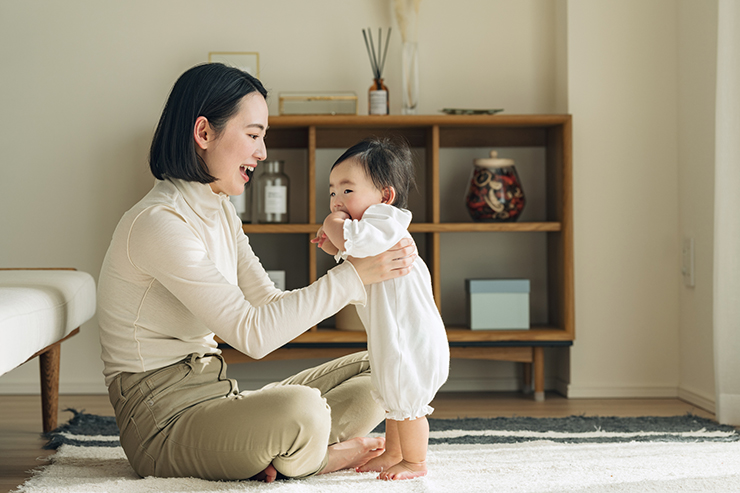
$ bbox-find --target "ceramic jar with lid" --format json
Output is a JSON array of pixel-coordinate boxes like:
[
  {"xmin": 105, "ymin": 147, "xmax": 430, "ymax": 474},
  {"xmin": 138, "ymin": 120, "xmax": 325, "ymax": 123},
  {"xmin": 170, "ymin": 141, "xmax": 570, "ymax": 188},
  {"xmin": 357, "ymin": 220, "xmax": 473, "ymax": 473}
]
[{"xmin": 465, "ymin": 151, "xmax": 526, "ymax": 222}]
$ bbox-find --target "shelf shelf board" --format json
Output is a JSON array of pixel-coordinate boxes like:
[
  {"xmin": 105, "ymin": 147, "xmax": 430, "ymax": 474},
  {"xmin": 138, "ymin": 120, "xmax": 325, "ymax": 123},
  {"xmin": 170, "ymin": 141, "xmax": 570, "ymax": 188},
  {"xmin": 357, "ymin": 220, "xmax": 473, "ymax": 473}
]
[
  {"xmin": 280, "ymin": 326, "xmax": 572, "ymax": 345},
  {"xmin": 408, "ymin": 222, "xmax": 561, "ymax": 233},
  {"xmin": 241, "ymin": 224, "xmax": 318, "ymax": 234},
  {"xmin": 268, "ymin": 114, "xmax": 570, "ymax": 128},
  {"xmin": 242, "ymin": 222, "xmax": 562, "ymax": 234}
]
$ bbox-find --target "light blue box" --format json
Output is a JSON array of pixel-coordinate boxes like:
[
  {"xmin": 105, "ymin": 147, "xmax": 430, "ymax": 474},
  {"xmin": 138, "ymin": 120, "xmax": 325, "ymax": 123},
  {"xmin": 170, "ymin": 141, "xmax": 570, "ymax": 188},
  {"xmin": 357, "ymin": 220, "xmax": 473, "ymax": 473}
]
[{"xmin": 466, "ymin": 279, "xmax": 530, "ymax": 330}]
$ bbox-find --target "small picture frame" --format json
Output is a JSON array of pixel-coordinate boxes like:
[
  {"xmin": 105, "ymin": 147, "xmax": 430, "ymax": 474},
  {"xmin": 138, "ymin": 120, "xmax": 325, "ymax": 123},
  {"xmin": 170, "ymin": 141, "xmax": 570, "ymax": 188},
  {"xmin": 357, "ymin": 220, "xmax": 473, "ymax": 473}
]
[{"xmin": 208, "ymin": 52, "xmax": 260, "ymax": 79}]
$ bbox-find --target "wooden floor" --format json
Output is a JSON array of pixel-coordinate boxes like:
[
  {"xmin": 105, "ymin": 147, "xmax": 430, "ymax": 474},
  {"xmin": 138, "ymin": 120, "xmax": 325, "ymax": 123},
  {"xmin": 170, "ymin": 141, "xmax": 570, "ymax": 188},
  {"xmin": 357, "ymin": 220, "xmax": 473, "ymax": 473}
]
[{"xmin": 0, "ymin": 392, "xmax": 714, "ymax": 493}]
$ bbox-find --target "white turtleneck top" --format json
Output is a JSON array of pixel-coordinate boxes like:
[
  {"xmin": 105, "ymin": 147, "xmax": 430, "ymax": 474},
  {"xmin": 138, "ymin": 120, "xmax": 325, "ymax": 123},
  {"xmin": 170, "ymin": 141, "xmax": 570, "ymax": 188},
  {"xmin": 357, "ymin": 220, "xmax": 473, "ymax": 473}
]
[{"xmin": 98, "ymin": 178, "xmax": 366, "ymax": 386}]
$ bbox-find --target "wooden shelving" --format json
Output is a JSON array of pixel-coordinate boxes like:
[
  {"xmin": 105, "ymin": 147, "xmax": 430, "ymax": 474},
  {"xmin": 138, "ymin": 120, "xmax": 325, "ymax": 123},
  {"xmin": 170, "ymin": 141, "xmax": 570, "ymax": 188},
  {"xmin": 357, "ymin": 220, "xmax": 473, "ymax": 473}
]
[
  {"xmin": 228, "ymin": 114, "xmax": 574, "ymax": 400},
  {"xmin": 242, "ymin": 222, "xmax": 562, "ymax": 234}
]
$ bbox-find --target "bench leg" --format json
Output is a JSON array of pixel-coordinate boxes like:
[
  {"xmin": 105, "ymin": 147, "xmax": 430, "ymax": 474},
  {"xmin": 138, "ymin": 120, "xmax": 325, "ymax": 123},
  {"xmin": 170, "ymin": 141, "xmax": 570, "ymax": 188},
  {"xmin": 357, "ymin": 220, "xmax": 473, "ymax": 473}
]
[
  {"xmin": 533, "ymin": 346, "xmax": 545, "ymax": 402},
  {"xmin": 39, "ymin": 343, "xmax": 60, "ymax": 433}
]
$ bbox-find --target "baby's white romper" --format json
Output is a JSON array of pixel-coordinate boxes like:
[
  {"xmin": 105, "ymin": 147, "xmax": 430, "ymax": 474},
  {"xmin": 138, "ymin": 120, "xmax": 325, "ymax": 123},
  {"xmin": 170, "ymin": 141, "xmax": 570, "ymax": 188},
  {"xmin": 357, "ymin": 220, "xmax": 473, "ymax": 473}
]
[{"xmin": 338, "ymin": 203, "xmax": 450, "ymax": 420}]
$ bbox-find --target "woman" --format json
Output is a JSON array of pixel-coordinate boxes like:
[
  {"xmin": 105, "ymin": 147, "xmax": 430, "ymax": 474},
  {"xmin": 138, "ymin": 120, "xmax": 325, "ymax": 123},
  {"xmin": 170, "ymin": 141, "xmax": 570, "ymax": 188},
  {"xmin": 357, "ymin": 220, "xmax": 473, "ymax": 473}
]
[{"xmin": 97, "ymin": 63, "xmax": 417, "ymax": 482}]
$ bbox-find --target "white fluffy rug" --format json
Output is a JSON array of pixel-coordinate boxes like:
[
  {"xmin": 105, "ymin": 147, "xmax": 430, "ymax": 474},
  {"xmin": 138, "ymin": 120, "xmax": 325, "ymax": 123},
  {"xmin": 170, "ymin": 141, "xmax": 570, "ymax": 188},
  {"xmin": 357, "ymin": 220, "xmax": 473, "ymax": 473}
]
[
  {"xmin": 16, "ymin": 413, "xmax": 740, "ymax": 492},
  {"xmin": 16, "ymin": 438, "xmax": 740, "ymax": 492}
]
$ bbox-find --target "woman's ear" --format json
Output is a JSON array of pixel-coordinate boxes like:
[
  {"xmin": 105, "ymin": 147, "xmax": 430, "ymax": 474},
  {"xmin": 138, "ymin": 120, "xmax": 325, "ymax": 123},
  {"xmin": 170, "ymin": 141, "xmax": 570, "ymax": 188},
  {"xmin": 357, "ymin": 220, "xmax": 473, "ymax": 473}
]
[
  {"xmin": 382, "ymin": 186, "xmax": 397, "ymax": 205},
  {"xmin": 193, "ymin": 116, "xmax": 211, "ymax": 150}
]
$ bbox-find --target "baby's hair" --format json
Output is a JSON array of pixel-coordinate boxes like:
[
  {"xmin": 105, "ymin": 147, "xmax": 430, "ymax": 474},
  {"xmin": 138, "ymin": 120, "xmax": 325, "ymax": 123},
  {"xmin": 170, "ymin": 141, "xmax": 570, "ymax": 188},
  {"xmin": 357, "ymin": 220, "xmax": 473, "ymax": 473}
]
[{"xmin": 331, "ymin": 136, "xmax": 416, "ymax": 209}]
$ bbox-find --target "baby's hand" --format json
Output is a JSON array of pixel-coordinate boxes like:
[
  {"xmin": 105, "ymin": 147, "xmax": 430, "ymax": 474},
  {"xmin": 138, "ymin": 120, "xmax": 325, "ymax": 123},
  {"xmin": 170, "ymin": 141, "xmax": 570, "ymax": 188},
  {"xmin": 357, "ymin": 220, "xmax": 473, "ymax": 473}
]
[
  {"xmin": 313, "ymin": 227, "xmax": 339, "ymax": 256},
  {"xmin": 311, "ymin": 226, "xmax": 327, "ymax": 248},
  {"xmin": 329, "ymin": 210, "xmax": 351, "ymax": 221}
]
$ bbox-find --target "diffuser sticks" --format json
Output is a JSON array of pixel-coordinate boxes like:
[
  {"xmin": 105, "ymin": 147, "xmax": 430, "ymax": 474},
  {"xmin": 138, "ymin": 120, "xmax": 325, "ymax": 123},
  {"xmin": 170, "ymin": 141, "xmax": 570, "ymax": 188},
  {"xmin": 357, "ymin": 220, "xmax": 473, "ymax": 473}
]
[{"xmin": 363, "ymin": 28, "xmax": 391, "ymax": 115}]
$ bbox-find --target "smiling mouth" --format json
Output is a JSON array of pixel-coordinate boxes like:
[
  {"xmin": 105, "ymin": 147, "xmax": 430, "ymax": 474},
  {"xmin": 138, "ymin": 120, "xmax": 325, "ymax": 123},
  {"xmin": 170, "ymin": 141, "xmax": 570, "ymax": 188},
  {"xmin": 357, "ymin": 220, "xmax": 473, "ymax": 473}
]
[{"xmin": 240, "ymin": 165, "xmax": 256, "ymax": 183}]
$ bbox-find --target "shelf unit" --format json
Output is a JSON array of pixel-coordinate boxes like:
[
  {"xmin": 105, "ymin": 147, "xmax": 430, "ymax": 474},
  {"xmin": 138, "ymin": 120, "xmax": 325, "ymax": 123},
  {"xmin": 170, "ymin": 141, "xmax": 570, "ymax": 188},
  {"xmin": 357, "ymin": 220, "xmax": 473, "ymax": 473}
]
[{"xmin": 220, "ymin": 114, "xmax": 573, "ymax": 401}]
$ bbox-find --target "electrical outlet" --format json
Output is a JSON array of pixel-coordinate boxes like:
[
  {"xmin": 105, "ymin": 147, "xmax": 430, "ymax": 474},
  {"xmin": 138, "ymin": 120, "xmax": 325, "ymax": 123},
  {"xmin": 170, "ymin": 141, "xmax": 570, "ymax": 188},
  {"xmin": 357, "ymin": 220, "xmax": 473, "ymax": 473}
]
[{"xmin": 682, "ymin": 237, "xmax": 695, "ymax": 287}]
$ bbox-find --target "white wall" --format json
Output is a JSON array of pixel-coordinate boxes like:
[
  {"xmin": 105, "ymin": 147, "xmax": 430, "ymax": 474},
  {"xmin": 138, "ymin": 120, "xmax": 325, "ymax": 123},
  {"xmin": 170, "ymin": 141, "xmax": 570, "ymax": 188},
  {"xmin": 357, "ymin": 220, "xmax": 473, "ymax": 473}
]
[
  {"xmin": 566, "ymin": 0, "xmax": 682, "ymax": 398},
  {"xmin": 0, "ymin": 0, "xmax": 560, "ymax": 394},
  {"xmin": 0, "ymin": 0, "xmax": 720, "ymax": 406}
]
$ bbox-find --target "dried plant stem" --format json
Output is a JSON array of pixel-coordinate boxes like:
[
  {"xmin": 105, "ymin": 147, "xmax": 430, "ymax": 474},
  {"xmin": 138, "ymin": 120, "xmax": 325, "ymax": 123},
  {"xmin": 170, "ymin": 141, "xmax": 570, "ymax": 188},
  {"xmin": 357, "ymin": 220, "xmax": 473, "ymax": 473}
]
[{"xmin": 394, "ymin": 0, "xmax": 421, "ymax": 43}]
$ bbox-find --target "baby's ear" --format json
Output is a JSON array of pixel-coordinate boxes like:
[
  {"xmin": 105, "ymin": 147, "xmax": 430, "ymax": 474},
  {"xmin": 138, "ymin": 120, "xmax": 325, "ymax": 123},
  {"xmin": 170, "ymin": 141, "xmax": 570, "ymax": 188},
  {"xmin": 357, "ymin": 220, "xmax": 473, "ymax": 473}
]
[{"xmin": 382, "ymin": 186, "xmax": 397, "ymax": 205}]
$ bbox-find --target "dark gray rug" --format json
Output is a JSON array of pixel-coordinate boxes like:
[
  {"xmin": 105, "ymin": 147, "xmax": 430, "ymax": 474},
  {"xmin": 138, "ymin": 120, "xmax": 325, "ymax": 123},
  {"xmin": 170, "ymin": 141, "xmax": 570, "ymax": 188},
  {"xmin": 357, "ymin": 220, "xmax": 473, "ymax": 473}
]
[{"xmin": 44, "ymin": 409, "xmax": 738, "ymax": 450}]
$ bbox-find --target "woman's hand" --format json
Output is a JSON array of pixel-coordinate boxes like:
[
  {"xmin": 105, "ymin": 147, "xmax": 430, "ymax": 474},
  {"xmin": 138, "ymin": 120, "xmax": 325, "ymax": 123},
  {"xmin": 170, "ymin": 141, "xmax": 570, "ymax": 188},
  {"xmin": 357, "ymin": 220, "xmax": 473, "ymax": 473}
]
[{"xmin": 347, "ymin": 237, "xmax": 417, "ymax": 285}]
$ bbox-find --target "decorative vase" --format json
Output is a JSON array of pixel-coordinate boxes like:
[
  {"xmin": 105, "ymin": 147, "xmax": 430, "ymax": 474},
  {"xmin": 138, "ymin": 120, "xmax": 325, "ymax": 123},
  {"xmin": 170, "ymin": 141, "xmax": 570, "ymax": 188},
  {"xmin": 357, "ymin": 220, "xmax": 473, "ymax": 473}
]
[
  {"xmin": 401, "ymin": 41, "xmax": 419, "ymax": 114},
  {"xmin": 465, "ymin": 151, "xmax": 526, "ymax": 222}
]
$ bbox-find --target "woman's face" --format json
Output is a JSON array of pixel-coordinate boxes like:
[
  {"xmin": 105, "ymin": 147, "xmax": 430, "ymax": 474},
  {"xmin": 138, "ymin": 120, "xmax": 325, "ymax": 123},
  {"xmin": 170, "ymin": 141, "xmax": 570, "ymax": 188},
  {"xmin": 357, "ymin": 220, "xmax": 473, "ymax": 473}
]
[
  {"xmin": 200, "ymin": 92, "xmax": 268, "ymax": 196},
  {"xmin": 329, "ymin": 158, "xmax": 385, "ymax": 220}
]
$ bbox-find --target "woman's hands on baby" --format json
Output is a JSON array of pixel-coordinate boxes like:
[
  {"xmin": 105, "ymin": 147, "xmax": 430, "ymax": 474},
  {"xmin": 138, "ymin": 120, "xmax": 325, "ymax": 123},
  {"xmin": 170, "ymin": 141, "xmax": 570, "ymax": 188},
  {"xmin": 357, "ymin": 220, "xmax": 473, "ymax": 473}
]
[
  {"xmin": 348, "ymin": 238, "xmax": 417, "ymax": 285},
  {"xmin": 312, "ymin": 212, "xmax": 416, "ymax": 284}
]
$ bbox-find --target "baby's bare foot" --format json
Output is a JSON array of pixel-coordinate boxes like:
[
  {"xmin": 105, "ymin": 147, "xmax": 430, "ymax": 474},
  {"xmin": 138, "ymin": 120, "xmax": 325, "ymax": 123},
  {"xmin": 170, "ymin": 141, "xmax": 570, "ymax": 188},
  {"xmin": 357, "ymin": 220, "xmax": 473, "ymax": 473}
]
[
  {"xmin": 355, "ymin": 451, "xmax": 403, "ymax": 473},
  {"xmin": 320, "ymin": 437, "xmax": 386, "ymax": 474},
  {"xmin": 250, "ymin": 463, "xmax": 277, "ymax": 483},
  {"xmin": 378, "ymin": 460, "xmax": 427, "ymax": 481}
]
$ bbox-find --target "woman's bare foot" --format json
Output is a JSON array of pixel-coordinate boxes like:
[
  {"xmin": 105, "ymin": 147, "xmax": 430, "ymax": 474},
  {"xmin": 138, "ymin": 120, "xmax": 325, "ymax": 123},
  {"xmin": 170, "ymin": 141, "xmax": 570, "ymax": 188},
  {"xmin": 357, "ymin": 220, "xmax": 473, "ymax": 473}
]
[
  {"xmin": 319, "ymin": 437, "xmax": 386, "ymax": 475},
  {"xmin": 378, "ymin": 460, "xmax": 427, "ymax": 481},
  {"xmin": 355, "ymin": 450, "xmax": 403, "ymax": 473},
  {"xmin": 250, "ymin": 463, "xmax": 277, "ymax": 483}
]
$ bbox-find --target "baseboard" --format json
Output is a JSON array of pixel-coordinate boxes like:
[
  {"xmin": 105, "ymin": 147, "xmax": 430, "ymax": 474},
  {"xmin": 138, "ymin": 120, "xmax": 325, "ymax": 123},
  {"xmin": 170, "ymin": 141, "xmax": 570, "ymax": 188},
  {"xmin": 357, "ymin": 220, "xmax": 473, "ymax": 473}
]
[
  {"xmin": 3, "ymin": 377, "xmax": 566, "ymax": 396},
  {"xmin": 553, "ymin": 377, "xmax": 570, "ymax": 397},
  {"xmin": 237, "ymin": 376, "xmax": 565, "ymax": 394},
  {"xmin": 677, "ymin": 386, "xmax": 715, "ymax": 414},
  {"xmin": 440, "ymin": 376, "xmax": 523, "ymax": 392},
  {"xmin": 566, "ymin": 385, "xmax": 679, "ymax": 399}
]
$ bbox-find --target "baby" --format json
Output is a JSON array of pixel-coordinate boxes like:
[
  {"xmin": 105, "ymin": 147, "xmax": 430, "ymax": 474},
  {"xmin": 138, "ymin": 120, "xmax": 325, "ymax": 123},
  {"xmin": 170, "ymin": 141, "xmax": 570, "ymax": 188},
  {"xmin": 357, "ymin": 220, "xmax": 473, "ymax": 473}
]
[{"xmin": 313, "ymin": 137, "xmax": 449, "ymax": 481}]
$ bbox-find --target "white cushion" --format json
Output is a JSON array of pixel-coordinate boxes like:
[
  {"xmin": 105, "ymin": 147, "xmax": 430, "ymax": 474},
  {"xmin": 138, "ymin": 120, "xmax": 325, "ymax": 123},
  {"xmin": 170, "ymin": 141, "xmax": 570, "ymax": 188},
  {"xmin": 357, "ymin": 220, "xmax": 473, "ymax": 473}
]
[{"xmin": 0, "ymin": 270, "xmax": 96, "ymax": 377}]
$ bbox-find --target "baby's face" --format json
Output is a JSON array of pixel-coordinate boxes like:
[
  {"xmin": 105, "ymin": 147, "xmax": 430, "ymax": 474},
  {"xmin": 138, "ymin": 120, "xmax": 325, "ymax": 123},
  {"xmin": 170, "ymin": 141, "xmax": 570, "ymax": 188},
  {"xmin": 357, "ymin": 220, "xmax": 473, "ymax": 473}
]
[{"xmin": 329, "ymin": 159, "xmax": 384, "ymax": 220}]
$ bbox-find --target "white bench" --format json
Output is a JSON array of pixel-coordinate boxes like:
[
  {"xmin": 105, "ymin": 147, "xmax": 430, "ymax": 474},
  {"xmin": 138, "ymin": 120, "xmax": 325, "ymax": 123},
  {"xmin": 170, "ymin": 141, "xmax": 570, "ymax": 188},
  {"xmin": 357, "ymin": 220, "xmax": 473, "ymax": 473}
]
[{"xmin": 0, "ymin": 268, "xmax": 96, "ymax": 432}]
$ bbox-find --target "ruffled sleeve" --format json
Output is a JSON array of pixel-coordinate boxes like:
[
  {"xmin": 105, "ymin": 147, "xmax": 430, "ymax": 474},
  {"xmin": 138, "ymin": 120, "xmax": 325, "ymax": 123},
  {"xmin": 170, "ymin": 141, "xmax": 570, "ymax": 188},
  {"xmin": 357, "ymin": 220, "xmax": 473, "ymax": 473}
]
[{"xmin": 341, "ymin": 204, "xmax": 412, "ymax": 259}]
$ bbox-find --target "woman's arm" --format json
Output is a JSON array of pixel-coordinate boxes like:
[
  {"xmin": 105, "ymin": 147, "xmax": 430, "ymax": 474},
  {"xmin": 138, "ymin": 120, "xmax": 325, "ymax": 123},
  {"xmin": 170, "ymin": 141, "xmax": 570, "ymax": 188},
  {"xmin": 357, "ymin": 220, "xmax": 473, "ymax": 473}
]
[{"xmin": 128, "ymin": 207, "xmax": 367, "ymax": 359}]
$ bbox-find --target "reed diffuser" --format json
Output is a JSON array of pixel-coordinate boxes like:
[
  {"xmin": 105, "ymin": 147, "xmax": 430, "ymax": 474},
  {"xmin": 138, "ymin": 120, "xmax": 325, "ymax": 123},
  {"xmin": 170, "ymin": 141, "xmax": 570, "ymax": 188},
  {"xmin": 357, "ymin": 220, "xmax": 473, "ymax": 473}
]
[{"xmin": 362, "ymin": 27, "xmax": 391, "ymax": 115}]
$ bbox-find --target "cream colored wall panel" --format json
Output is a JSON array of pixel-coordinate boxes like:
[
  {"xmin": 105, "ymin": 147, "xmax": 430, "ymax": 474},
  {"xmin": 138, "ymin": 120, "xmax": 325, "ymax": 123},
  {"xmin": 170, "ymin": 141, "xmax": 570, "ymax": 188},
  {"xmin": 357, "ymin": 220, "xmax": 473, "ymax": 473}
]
[
  {"xmin": 677, "ymin": 0, "xmax": 718, "ymax": 411},
  {"xmin": 567, "ymin": 0, "xmax": 681, "ymax": 394}
]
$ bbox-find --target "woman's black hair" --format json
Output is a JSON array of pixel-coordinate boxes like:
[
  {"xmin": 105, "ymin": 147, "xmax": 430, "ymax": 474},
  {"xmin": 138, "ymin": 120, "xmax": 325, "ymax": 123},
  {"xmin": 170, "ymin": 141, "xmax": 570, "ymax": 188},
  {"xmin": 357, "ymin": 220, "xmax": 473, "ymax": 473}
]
[
  {"xmin": 331, "ymin": 136, "xmax": 417, "ymax": 209},
  {"xmin": 149, "ymin": 63, "xmax": 268, "ymax": 183}
]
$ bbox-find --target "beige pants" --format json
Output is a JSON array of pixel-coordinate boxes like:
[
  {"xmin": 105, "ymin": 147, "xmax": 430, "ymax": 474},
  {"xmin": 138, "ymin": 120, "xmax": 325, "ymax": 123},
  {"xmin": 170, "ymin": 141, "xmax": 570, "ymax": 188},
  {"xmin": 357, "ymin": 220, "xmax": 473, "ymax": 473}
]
[{"xmin": 108, "ymin": 351, "xmax": 384, "ymax": 481}]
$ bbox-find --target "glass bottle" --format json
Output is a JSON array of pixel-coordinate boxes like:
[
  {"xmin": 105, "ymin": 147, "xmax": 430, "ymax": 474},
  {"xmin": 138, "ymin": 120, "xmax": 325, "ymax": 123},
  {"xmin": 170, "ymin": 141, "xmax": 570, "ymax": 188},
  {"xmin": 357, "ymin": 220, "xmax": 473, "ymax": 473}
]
[
  {"xmin": 256, "ymin": 160, "xmax": 289, "ymax": 223},
  {"xmin": 369, "ymin": 78, "xmax": 389, "ymax": 115},
  {"xmin": 229, "ymin": 183, "xmax": 253, "ymax": 223}
]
